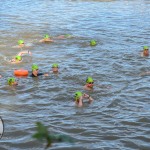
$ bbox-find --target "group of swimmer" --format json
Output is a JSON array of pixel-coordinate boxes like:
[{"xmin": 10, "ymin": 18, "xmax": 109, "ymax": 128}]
[
  {"xmin": 7, "ymin": 71, "xmax": 94, "ymax": 107},
  {"xmin": 9, "ymin": 34, "xmax": 72, "ymax": 63},
  {"xmin": 0, "ymin": 33, "xmax": 149, "ymax": 107},
  {"xmin": 0, "ymin": 34, "xmax": 97, "ymax": 107},
  {"xmin": 7, "ymin": 63, "xmax": 59, "ymax": 82}
]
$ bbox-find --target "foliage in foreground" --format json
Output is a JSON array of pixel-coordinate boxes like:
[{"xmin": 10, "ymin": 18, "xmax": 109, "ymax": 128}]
[{"xmin": 32, "ymin": 122, "xmax": 74, "ymax": 149}]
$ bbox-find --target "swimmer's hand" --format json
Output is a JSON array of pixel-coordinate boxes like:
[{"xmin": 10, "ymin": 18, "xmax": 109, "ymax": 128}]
[
  {"xmin": 0, "ymin": 75, "xmax": 2, "ymax": 78},
  {"xmin": 141, "ymin": 52, "xmax": 144, "ymax": 57},
  {"xmin": 44, "ymin": 73, "xmax": 49, "ymax": 76},
  {"xmin": 83, "ymin": 93, "xmax": 90, "ymax": 98},
  {"xmin": 83, "ymin": 93, "xmax": 93, "ymax": 102},
  {"xmin": 28, "ymin": 50, "xmax": 32, "ymax": 56},
  {"xmin": 39, "ymin": 39, "xmax": 44, "ymax": 43}
]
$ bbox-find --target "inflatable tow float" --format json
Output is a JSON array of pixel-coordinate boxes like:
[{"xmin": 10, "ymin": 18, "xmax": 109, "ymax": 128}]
[{"xmin": 14, "ymin": 69, "xmax": 28, "ymax": 76}]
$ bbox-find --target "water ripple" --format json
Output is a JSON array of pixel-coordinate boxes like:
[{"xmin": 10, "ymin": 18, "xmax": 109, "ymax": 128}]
[{"xmin": 0, "ymin": 0, "xmax": 150, "ymax": 149}]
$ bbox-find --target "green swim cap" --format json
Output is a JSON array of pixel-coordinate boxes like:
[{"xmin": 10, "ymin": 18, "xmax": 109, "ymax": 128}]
[
  {"xmin": 18, "ymin": 40, "xmax": 24, "ymax": 45},
  {"xmin": 143, "ymin": 46, "xmax": 149, "ymax": 50},
  {"xmin": 74, "ymin": 91, "xmax": 83, "ymax": 101},
  {"xmin": 90, "ymin": 40, "xmax": 97, "ymax": 46},
  {"xmin": 86, "ymin": 77, "xmax": 94, "ymax": 83},
  {"xmin": 15, "ymin": 55, "xmax": 22, "ymax": 61},
  {"xmin": 7, "ymin": 77, "xmax": 15, "ymax": 85},
  {"xmin": 52, "ymin": 63, "xmax": 59, "ymax": 68},
  {"xmin": 44, "ymin": 34, "xmax": 50, "ymax": 39},
  {"xmin": 32, "ymin": 64, "xmax": 39, "ymax": 71}
]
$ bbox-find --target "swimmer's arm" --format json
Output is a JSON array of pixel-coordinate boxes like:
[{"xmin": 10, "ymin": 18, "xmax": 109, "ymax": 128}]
[
  {"xmin": 88, "ymin": 96, "xmax": 93, "ymax": 103},
  {"xmin": 39, "ymin": 39, "xmax": 44, "ymax": 43},
  {"xmin": 9, "ymin": 59, "xmax": 21, "ymax": 64},
  {"xmin": 53, "ymin": 35, "xmax": 65, "ymax": 39},
  {"xmin": 10, "ymin": 61, "xmax": 22, "ymax": 64},
  {"xmin": 17, "ymin": 50, "xmax": 32, "ymax": 56},
  {"xmin": 54, "ymin": 35, "xmax": 72, "ymax": 39},
  {"xmin": 77, "ymin": 97, "xmax": 83, "ymax": 107},
  {"xmin": 141, "ymin": 52, "xmax": 144, "ymax": 57},
  {"xmin": 32, "ymin": 71, "xmax": 38, "ymax": 77},
  {"xmin": 12, "ymin": 45, "xmax": 20, "ymax": 48},
  {"xmin": 140, "ymin": 71, "xmax": 150, "ymax": 76},
  {"xmin": 48, "ymin": 38, "xmax": 54, "ymax": 42},
  {"xmin": 10, "ymin": 58, "xmax": 16, "ymax": 62},
  {"xmin": 39, "ymin": 39, "xmax": 54, "ymax": 43}
]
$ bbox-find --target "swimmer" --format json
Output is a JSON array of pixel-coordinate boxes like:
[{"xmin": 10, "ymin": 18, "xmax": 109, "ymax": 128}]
[
  {"xmin": 10, "ymin": 50, "xmax": 32, "ymax": 63},
  {"xmin": 90, "ymin": 40, "xmax": 97, "ymax": 46},
  {"xmin": 7, "ymin": 77, "xmax": 18, "ymax": 86},
  {"xmin": 54, "ymin": 34, "xmax": 72, "ymax": 39},
  {"xmin": 13, "ymin": 40, "xmax": 31, "ymax": 49},
  {"xmin": 39, "ymin": 34, "xmax": 54, "ymax": 43},
  {"xmin": 51, "ymin": 63, "xmax": 59, "ymax": 73},
  {"xmin": 83, "ymin": 77, "xmax": 94, "ymax": 91},
  {"xmin": 12, "ymin": 40, "xmax": 27, "ymax": 48},
  {"xmin": 74, "ymin": 91, "xmax": 93, "ymax": 107},
  {"xmin": 31, "ymin": 64, "xmax": 49, "ymax": 77},
  {"xmin": 140, "ymin": 71, "xmax": 150, "ymax": 76},
  {"xmin": 141, "ymin": 46, "xmax": 149, "ymax": 57},
  {"xmin": 17, "ymin": 40, "xmax": 25, "ymax": 48},
  {"xmin": 0, "ymin": 75, "xmax": 2, "ymax": 78}
]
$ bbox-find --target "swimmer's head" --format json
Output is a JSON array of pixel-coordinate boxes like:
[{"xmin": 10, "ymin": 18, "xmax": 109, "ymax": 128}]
[
  {"xmin": 86, "ymin": 77, "xmax": 94, "ymax": 83},
  {"xmin": 32, "ymin": 64, "xmax": 39, "ymax": 71},
  {"xmin": 18, "ymin": 40, "xmax": 24, "ymax": 45},
  {"xmin": 15, "ymin": 55, "xmax": 22, "ymax": 61},
  {"xmin": 74, "ymin": 91, "xmax": 83, "ymax": 101},
  {"xmin": 143, "ymin": 46, "xmax": 149, "ymax": 50},
  {"xmin": 7, "ymin": 77, "xmax": 15, "ymax": 85},
  {"xmin": 90, "ymin": 40, "xmax": 97, "ymax": 46},
  {"xmin": 52, "ymin": 63, "xmax": 59, "ymax": 68},
  {"xmin": 44, "ymin": 34, "xmax": 50, "ymax": 39}
]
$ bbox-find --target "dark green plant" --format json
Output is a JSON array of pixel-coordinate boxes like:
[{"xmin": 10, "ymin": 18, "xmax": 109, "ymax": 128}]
[{"xmin": 32, "ymin": 122, "xmax": 74, "ymax": 149}]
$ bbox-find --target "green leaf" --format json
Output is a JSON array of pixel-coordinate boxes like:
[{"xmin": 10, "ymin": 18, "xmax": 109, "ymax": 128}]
[
  {"xmin": 36, "ymin": 122, "xmax": 48, "ymax": 135},
  {"xmin": 32, "ymin": 133, "xmax": 45, "ymax": 140},
  {"xmin": 32, "ymin": 122, "xmax": 74, "ymax": 149}
]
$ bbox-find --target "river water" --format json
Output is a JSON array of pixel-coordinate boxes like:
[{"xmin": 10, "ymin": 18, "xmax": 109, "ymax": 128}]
[{"xmin": 0, "ymin": 0, "xmax": 150, "ymax": 149}]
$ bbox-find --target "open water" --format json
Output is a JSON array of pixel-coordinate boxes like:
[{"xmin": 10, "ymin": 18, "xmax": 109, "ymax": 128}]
[{"xmin": 0, "ymin": 0, "xmax": 150, "ymax": 149}]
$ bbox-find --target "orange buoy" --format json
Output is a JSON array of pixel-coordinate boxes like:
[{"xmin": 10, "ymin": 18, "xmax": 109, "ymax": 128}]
[{"xmin": 14, "ymin": 69, "xmax": 28, "ymax": 76}]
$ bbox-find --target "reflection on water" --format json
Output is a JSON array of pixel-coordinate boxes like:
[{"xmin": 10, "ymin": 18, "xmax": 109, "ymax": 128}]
[{"xmin": 0, "ymin": 0, "xmax": 150, "ymax": 149}]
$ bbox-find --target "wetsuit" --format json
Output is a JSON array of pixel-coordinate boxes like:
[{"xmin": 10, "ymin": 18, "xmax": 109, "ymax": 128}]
[{"xmin": 30, "ymin": 73, "xmax": 44, "ymax": 77}]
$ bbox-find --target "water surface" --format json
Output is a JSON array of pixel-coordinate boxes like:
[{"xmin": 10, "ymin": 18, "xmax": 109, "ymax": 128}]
[{"xmin": 0, "ymin": 0, "xmax": 150, "ymax": 149}]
